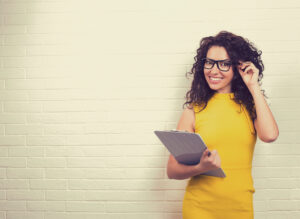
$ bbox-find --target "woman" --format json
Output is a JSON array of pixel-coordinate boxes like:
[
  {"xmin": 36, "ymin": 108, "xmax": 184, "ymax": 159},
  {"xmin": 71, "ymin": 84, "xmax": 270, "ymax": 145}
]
[{"xmin": 167, "ymin": 31, "xmax": 279, "ymax": 218}]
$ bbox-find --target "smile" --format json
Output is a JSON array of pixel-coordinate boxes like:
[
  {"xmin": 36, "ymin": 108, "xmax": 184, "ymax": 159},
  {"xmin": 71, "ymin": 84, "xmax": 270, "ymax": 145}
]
[{"xmin": 209, "ymin": 76, "xmax": 223, "ymax": 81}]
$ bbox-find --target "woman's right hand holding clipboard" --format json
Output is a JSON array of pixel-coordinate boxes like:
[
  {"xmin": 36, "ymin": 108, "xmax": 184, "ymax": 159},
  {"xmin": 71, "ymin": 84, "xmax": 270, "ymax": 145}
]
[{"xmin": 196, "ymin": 149, "xmax": 221, "ymax": 174}]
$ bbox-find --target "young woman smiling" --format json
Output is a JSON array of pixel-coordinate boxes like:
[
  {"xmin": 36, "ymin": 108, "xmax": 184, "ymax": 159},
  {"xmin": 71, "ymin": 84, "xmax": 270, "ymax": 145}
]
[{"xmin": 167, "ymin": 31, "xmax": 279, "ymax": 219}]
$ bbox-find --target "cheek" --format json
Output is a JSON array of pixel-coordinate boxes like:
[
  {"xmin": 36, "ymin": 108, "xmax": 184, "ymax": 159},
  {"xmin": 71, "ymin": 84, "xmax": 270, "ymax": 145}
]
[
  {"xmin": 226, "ymin": 70, "xmax": 234, "ymax": 80},
  {"xmin": 203, "ymin": 69, "xmax": 209, "ymax": 76}
]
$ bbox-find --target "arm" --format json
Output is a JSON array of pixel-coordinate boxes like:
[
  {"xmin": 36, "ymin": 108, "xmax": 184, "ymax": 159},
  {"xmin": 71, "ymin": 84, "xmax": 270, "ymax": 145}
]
[
  {"xmin": 250, "ymin": 84, "xmax": 279, "ymax": 142},
  {"xmin": 239, "ymin": 62, "xmax": 279, "ymax": 143},
  {"xmin": 166, "ymin": 106, "xmax": 221, "ymax": 180}
]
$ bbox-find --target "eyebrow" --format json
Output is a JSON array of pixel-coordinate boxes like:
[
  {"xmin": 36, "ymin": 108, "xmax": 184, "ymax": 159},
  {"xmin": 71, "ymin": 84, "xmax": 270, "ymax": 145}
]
[{"xmin": 206, "ymin": 58, "xmax": 231, "ymax": 62}]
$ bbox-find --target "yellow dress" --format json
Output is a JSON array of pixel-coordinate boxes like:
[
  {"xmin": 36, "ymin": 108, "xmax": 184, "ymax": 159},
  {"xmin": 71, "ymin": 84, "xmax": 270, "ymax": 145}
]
[{"xmin": 182, "ymin": 92, "xmax": 257, "ymax": 219}]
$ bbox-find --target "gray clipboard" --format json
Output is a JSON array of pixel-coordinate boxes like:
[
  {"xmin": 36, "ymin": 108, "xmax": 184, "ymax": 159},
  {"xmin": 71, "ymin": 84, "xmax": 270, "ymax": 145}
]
[{"xmin": 154, "ymin": 130, "xmax": 226, "ymax": 178}]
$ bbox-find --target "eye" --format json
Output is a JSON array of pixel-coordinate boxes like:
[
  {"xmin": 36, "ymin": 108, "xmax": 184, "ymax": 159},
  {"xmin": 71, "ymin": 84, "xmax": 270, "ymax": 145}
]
[
  {"xmin": 220, "ymin": 62, "xmax": 231, "ymax": 67},
  {"xmin": 204, "ymin": 60, "xmax": 214, "ymax": 65}
]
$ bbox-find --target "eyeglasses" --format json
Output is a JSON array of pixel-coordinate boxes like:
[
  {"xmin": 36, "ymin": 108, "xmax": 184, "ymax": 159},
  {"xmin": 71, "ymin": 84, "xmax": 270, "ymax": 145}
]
[{"xmin": 202, "ymin": 58, "xmax": 232, "ymax": 72}]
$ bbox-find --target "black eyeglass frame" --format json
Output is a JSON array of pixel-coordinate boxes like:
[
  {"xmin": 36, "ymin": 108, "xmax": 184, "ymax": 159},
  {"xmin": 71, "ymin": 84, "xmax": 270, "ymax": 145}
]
[{"xmin": 202, "ymin": 58, "xmax": 233, "ymax": 72}]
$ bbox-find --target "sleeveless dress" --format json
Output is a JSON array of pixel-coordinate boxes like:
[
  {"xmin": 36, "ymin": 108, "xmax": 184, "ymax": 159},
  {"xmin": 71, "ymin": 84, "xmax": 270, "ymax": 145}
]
[{"xmin": 182, "ymin": 92, "xmax": 257, "ymax": 219}]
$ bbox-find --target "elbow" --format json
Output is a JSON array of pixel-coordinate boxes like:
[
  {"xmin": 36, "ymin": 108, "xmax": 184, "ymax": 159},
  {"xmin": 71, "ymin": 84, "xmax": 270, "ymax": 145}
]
[
  {"xmin": 262, "ymin": 136, "xmax": 277, "ymax": 143},
  {"xmin": 167, "ymin": 168, "xmax": 175, "ymax": 179},
  {"xmin": 167, "ymin": 172, "xmax": 173, "ymax": 179},
  {"xmin": 167, "ymin": 167, "xmax": 184, "ymax": 180},
  {"xmin": 260, "ymin": 130, "xmax": 279, "ymax": 143}
]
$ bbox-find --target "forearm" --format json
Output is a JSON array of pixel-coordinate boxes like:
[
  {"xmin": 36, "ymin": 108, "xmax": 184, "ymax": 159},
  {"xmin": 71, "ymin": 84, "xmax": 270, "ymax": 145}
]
[
  {"xmin": 167, "ymin": 156, "xmax": 203, "ymax": 180},
  {"xmin": 250, "ymin": 85, "xmax": 279, "ymax": 142}
]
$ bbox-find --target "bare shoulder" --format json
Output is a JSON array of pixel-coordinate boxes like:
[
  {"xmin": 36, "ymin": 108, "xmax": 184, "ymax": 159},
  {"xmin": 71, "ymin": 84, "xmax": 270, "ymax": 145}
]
[{"xmin": 176, "ymin": 104, "xmax": 195, "ymax": 133}]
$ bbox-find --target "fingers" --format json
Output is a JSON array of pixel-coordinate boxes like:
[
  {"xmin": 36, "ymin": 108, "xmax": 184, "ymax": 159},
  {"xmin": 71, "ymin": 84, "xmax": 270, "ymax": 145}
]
[
  {"xmin": 239, "ymin": 61, "xmax": 252, "ymax": 72},
  {"xmin": 200, "ymin": 149, "xmax": 221, "ymax": 169},
  {"xmin": 238, "ymin": 62, "xmax": 258, "ymax": 74},
  {"xmin": 202, "ymin": 149, "xmax": 211, "ymax": 158},
  {"xmin": 242, "ymin": 65, "xmax": 254, "ymax": 75},
  {"xmin": 208, "ymin": 150, "xmax": 221, "ymax": 168}
]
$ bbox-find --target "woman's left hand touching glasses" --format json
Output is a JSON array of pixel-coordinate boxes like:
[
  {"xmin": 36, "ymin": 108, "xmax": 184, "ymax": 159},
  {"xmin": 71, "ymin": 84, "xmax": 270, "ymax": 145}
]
[{"xmin": 238, "ymin": 61, "xmax": 259, "ymax": 91}]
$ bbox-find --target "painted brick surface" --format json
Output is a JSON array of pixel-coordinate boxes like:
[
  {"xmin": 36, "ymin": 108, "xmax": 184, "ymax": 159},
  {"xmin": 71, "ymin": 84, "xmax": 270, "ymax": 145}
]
[{"xmin": 0, "ymin": 0, "xmax": 299, "ymax": 218}]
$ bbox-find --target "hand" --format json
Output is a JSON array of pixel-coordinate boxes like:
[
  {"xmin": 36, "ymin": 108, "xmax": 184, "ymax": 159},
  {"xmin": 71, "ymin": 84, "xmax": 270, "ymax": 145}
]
[
  {"xmin": 238, "ymin": 61, "xmax": 259, "ymax": 90},
  {"xmin": 196, "ymin": 149, "xmax": 221, "ymax": 174}
]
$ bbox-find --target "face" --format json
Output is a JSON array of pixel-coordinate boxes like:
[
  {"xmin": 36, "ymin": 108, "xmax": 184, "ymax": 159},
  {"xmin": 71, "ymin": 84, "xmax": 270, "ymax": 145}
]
[{"xmin": 204, "ymin": 46, "xmax": 234, "ymax": 93}]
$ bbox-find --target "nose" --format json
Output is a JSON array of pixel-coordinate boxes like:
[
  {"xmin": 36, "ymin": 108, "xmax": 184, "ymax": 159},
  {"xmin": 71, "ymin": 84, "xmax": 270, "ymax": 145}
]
[{"xmin": 210, "ymin": 63, "xmax": 220, "ymax": 74}]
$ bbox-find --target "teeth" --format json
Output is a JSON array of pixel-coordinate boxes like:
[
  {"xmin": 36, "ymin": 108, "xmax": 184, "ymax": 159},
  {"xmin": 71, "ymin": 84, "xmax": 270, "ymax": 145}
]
[{"xmin": 210, "ymin": 77, "xmax": 222, "ymax": 81}]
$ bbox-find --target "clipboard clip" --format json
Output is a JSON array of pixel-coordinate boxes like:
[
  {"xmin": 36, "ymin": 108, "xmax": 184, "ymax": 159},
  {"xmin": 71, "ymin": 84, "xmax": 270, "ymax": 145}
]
[{"xmin": 171, "ymin": 129, "xmax": 190, "ymax": 133}]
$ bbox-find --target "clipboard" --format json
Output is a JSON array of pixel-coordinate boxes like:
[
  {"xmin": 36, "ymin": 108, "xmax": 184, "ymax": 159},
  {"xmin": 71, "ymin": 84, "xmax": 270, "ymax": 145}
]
[{"xmin": 154, "ymin": 130, "xmax": 226, "ymax": 178}]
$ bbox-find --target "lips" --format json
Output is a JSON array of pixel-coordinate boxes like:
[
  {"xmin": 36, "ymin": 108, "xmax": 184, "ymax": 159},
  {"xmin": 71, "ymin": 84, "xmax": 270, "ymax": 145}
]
[{"xmin": 208, "ymin": 76, "xmax": 223, "ymax": 83}]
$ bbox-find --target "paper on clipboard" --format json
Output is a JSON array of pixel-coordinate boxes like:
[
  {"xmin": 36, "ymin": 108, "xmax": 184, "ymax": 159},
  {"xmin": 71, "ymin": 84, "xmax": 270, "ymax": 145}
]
[{"xmin": 154, "ymin": 130, "xmax": 226, "ymax": 178}]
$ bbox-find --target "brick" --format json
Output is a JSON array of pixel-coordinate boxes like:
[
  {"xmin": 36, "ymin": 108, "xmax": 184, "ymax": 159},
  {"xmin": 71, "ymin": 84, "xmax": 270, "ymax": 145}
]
[
  {"xmin": 253, "ymin": 200, "xmax": 267, "ymax": 212},
  {"xmin": 85, "ymin": 191, "xmax": 165, "ymax": 201},
  {"xmin": 0, "ymin": 158, "xmax": 26, "ymax": 167},
  {"xmin": 269, "ymin": 200, "xmax": 298, "ymax": 211},
  {"xmin": 0, "ymin": 126, "xmax": 4, "ymax": 135},
  {"xmin": 7, "ymin": 211, "xmax": 44, "ymax": 219},
  {"xmin": 106, "ymin": 213, "xmax": 167, "ymax": 219},
  {"xmin": 0, "ymin": 25, "xmax": 26, "ymax": 34},
  {"xmin": 46, "ymin": 190, "xmax": 85, "ymax": 201},
  {"xmin": 266, "ymin": 211, "xmax": 291, "ymax": 219},
  {"xmin": 0, "ymin": 46, "xmax": 25, "ymax": 56},
  {"xmin": 5, "ymin": 14, "xmax": 73, "ymax": 25},
  {"xmin": 4, "ymin": 102, "xmax": 42, "ymax": 112},
  {"xmin": 27, "ymin": 113, "xmax": 67, "ymax": 124},
  {"xmin": 30, "ymin": 179, "xmax": 67, "ymax": 190},
  {"xmin": 7, "ymin": 190, "xmax": 44, "ymax": 200},
  {"xmin": 63, "ymin": 146, "xmax": 122, "ymax": 157},
  {"xmin": 45, "ymin": 146, "xmax": 67, "ymax": 157},
  {"xmin": 0, "ymin": 147, "xmax": 8, "ymax": 157},
  {"xmin": 44, "ymin": 125, "xmax": 85, "ymax": 135},
  {"xmin": 107, "ymin": 157, "xmax": 165, "ymax": 168},
  {"xmin": 6, "ymin": 168, "xmax": 43, "ymax": 179},
  {"xmin": 106, "ymin": 201, "xmax": 166, "ymax": 213},
  {"xmin": 0, "ymin": 3, "xmax": 26, "ymax": 14},
  {"xmin": 66, "ymin": 113, "xmax": 109, "ymax": 123},
  {"xmin": 253, "ymin": 167, "xmax": 293, "ymax": 178},
  {"xmin": 8, "ymin": 146, "xmax": 44, "ymax": 157},
  {"xmin": 27, "ymin": 136, "xmax": 66, "ymax": 146},
  {"xmin": 264, "ymin": 189, "xmax": 291, "ymax": 199},
  {"xmin": 27, "ymin": 201, "xmax": 65, "ymax": 211},
  {"xmin": 67, "ymin": 158, "xmax": 106, "ymax": 168},
  {"xmin": 6, "ymin": 125, "xmax": 44, "ymax": 135},
  {"xmin": 0, "ymin": 91, "xmax": 27, "ymax": 100},
  {"xmin": 27, "ymin": 45, "xmax": 72, "ymax": 56},
  {"xmin": 0, "ymin": 201, "xmax": 26, "ymax": 210},
  {"xmin": 66, "ymin": 135, "xmax": 107, "ymax": 146},
  {"xmin": 27, "ymin": 158, "xmax": 66, "ymax": 168},
  {"xmin": 165, "ymin": 190, "xmax": 185, "ymax": 201},
  {"xmin": 44, "ymin": 212, "xmax": 67, "ymax": 219},
  {"xmin": 0, "ymin": 114, "xmax": 26, "ymax": 124},
  {"xmin": 0, "ymin": 179, "xmax": 29, "ymax": 189},
  {"xmin": 27, "ymin": 2, "xmax": 70, "ymax": 13},
  {"xmin": 0, "ymin": 81, "xmax": 4, "ymax": 90},
  {"xmin": 66, "ymin": 201, "xmax": 105, "ymax": 212},
  {"xmin": 0, "ymin": 191, "xmax": 5, "ymax": 200},
  {"xmin": 4, "ymin": 34, "xmax": 70, "ymax": 45},
  {"xmin": 45, "ymin": 169, "xmax": 67, "ymax": 179},
  {"xmin": 266, "ymin": 178, "xmax": 297, "ymax": 189},
  {"xmin": 0, "ymin": 169, "xmax": 6, "ymax": 179}
]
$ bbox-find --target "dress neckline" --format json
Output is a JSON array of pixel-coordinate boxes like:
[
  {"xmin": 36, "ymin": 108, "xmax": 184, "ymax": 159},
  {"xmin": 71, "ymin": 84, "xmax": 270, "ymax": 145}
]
[{"xmin": 212, "ymin": 92, "xmax": 234, "ymax": 99}]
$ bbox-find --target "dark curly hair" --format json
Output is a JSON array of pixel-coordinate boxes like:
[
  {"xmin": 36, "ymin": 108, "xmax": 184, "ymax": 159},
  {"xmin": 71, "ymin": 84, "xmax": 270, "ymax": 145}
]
[{"xmin": 184, "ymin": 31, "xmax": 265, "ymax": 121}]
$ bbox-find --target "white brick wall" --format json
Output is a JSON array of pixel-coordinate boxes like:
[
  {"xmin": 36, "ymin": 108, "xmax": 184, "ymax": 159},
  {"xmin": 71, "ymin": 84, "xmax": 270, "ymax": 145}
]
[{"xmin": 0, "ymin": 0, "xmax": 299, "ymax": 218}]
